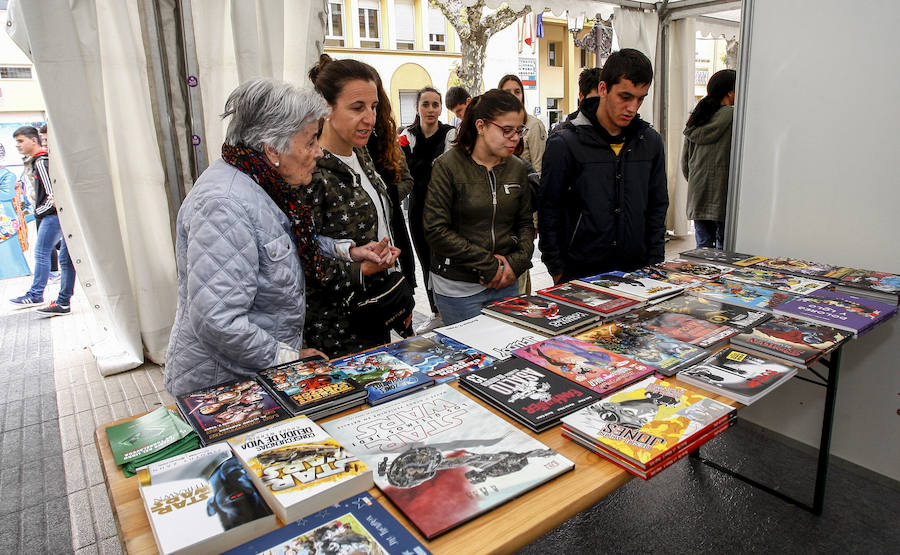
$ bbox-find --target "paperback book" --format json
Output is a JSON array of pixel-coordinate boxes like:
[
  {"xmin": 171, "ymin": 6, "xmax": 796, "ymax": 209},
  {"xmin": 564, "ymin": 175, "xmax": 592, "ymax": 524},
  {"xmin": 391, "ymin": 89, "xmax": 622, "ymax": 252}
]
[
  {"xmin": 106, "ymin": 407, "xmax": 200, "ymax": 477},
  {"xmin": 835, "ymin": 269, "xmax": 900, "ymax": 304},
  {"xmin": 774, "ymin": 288, "xmax": 898, "ymax": 336},
  {"xmin": 575, "ymin": 271, "xmax": 685, "ymax": 302},
  {"xmin": 382, "ymin": 332, "xmax": 496, "ymax": 383},
  {"xmin": 755, "ymin": 257, "xmax": 845, "ymax": 280},
  {"xmin": 536, "ymin": 281, "xmax": 640, "ymax": 317},
  {"xmin": 512, "ymin": 335, "xmax": 654, "ymax": 396},
  {"xmin": 654, "ymin": 258, "xmax": 734, "ymax": 280},
  {"xmin": 677, "ymin": 348, "xmax": 798, "ymax": 405},
  {"xmin": 227, "ymin": 415, "xmax": 374, "ymax": 524},
  {"xmin": 574, "ymin": 322, "xmax": 707, "ymax": 376},
  {"xmin": 630, "ymin": 266, "xmax": 706, "ymax": 287},
  {"xmin": 223, "ymin": 492, "xmax": 430, "ymax": 555},
  {"xmin": 176, "ymin": 378, "xmax": 291, "ymax": 445},
  {"xmin": 458, "ymin": 357, "xmax": 600, "ymax": 432},
  {"xmin": 435, "ymin": 314, "xmax": 547, "ymax": 359},
  {"xmin": 257, "ymin": 361, "xmax": 367, "ymax": 418},
  {"xmin": 481, "ymin": 293, "xmax": 599, "ymax": 335},
  {"xmin": 730, "ymin": 315, "xmax": 850, "ymax": 366},
  {"xmin": 724, "ymin": 267, "xmax": 829, "ymax": 295},
  {"xmin": 614, "ymin": 309, "xmax": 737, "ymax": 348},
  {"xmin": 321, "ymin": 385, "xmax": 574, "ymax": 539},
  {"xmin": 679, "ymin": 247, "xmax": 767, "ymax": 267},
  {"xmin": 687, "ymin": 278, "xmax": 796, "ymax": 313},
  {"xmin": 137, "ymin": 443, "xmax": 276, "ymax": 554},
  {"xmin": 331, "ymin": 351, "xmax": 434, "ymax": 405},
  {"xmin": 648, "ymin": 294, "xmax": 770, "ymax": 331}
]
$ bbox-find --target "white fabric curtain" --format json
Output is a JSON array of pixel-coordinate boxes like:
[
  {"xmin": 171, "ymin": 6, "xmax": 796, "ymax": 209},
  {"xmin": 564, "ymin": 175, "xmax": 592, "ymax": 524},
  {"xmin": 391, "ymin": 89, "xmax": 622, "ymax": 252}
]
[
  {"xmin": 665, "ymin": 17, "xmax": 696, "ymax": 236},
  {"xmin": 612, "ymin": 7, "xmax": 659, "ymax": 125}
]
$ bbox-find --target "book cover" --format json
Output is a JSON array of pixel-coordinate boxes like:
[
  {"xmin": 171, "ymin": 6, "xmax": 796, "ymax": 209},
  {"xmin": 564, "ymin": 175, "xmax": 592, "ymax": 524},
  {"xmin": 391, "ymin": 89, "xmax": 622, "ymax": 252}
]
[
  {"xmin": 649, "ymin": 294, "xmax": 770, "ymax": 331},
  {"xmin": 536, "ymin": 281, "xmax": 639, "ymax": 315},
  {"xmin": 677, "ymin": 348, "xmax": 798, "ymax": 404},
  {"xmin": 687, "ymin": 278, "xmax": 797, "ymax": 313},
  {"xmin": 382, "ymin": 332, "xmax": 496, "ymax": 383},
  {"xmin": 223, "ymin": 492, "xmax": 431, "ymax": 555},
  {"xmin": 630, "ymin": 266, "xmax": 706, "ymax": 286},
  {"xmin": 654, "ymin": 259, "xmax": 734, "ymax": 280},
  {"xmin": 459, "ymin": 358, "xmax": 600, "ymax": 432},
  {"xmin": 560, "ymin": 376, "xmax": 735, "ymax": 469},
  {"xmin": 331, "ymin": 351, "xmax": 435, "ymax": 405},
  {"xmin": 435, "ymin": 314, "xmax": 547, "ymax": 359},
  {"xmin": 574, "ymin": 322, "xmax": 707, "ymax": 376},
  {"xmin": 227, "ymin": 415, "xmax": 373, "ymax": 524},
  {"xmin": 730, "ymin": 315, "xmax": 849, "ymax": 365},
  {"xmin": 774, "ymin": 289, "xmax": 897, "ymax": 335},
  {"xmin": 614, "ymin": 310, "xmax": 737, "ymax": 348},
  {"xmin": 575, "ymin": 271, "xmax": 684, "ymax": 301},
  {"xmin": 107, "ymin": 407, "xmax": 196, "ymax": 467},
  {"xmin": 837, "ymin": 269, "xmax": 900, "ymax": 295},
  {"xmin": 755, "ymin": 257, "xmax": 844, "ymax": 279},
  {"xmin": 679, "ymin": 247, "xmax": 765, "ymax": 267},
  {"xmin": 512, "ymin": 335, "xmax": 654, "ymax": 396},
  {"xmin": 321, "ymin": 385, "xmax": 574, "ymax": 539},
  {"xmin": 725, "ymin": 268, "xmax": 829, "ymax": 295},
  {"xmin": 481, "ymin": 294, "xmax": 599, "ymax": 335},
  {"xmin": 176, "ymin": 378, "xmax": 291, "ymax": 445},
  {"xmin": 257, "ymin": 361, "xmax": 366, "ymax": 417},
  {"xmin": 137, "ymin": 443, "xmax": 276, "ymax": 554}
]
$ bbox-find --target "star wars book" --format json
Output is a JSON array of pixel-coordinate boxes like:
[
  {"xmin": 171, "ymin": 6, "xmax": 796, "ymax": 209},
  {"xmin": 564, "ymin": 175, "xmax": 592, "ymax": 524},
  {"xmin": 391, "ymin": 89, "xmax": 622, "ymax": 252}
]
[
  {"xmin": 687, "ymin": 278, "xmax": 797, "ymax": 313},
  {"xmin": 176, "ymin": 378, "xmax": 292, "ymax": 445},
  {"xmin": 561, "ymin": 376, "xmax": 735, "ymax": 470},
  {"xmin": 755, "ymin": 257, "xmax": 846, "ymax": 280},
  {"xmin": 574, "ymin": 322, "xmax": 707, "ymax": 376},
  {"xmin": 537, "ymin": 281, "xmax": 640, "ymax": 316},
  {"xmin": 648, "ymin": 294, "xmax": 770, "ymax": 331},
  {"xmin": 614, "ymin": 309, "xmax": 738, "ymax": 349},
  {"xmin": 677, "ymin": 348, "xmax": 798, "ymax": 405},
  {"xmin": 774, "ymin": 288, "xmax": 898, "ymax": 336},
  {"xmin": 227, "ymin": 415, "xmax": 374, "ymax": 525},
  {"xmin": 458, "ymin": 358, "xmax": 600, "ymax": 432},
  {"xmin": 106, "ymin": 407, "xmax": 200, "ymax": 477},
  {"xmin": 679, "ymin": 247, "xmax": 767, "ymax": 267},
  {"xmin": 834, "ymin": 269, "xmax": 900, "ymax": 304},
  {"xmin": 654, "ymin": 258, "xmax": 735, "ymax": 280},
  {"xmin": 382, "ymin": 332, "xmax": 496, "ymax": 384},
  {"xmin": 137, "ymin": 443, "xmax": 276, "ymax": 554},
  {"xmin": 321, "ymin": 385, "xmax": 574, "ymax": 539},
  {"xmin": 730, "ymin": 315, "xmax": 850, "ymax": 367},
  {"xmin": 435, "ymin": 314, "xmax": 547, "ymax": 359},
  {"xmin": 223, "ymin": 492, "xmax": 431, "ymax": 555},
  {"xmin": 330, "ymin": 351, "xmax": 435, "ymax": 405},
  {"xmin": 512, "ymin": 335, "xmax": 654, "ymax": 396},
  {"xmin": 481, "ymin": 293, "xmax": 600, "ymax": 335},
  {"xmin": 724, "ymin": 268, "xmax": 829, "ymax": 296},
  {"xmin": 257, "ymin": 360, "xmax": 367, "ymax": 418},
  {"xmin": 574, "ymin": 271, "xmax": 685, "ymax": 302}
]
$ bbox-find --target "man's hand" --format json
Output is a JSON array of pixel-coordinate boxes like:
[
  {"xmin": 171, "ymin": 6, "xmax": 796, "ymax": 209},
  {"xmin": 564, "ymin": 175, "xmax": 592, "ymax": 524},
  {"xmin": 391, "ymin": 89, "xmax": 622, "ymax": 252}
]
[
  {"xmin": 481, "ymin": 254, "xmax": 516, "ymax": 289},
  {"xmin": 552, "ymin": 273, "xmax": 563, "ymax": 285}
]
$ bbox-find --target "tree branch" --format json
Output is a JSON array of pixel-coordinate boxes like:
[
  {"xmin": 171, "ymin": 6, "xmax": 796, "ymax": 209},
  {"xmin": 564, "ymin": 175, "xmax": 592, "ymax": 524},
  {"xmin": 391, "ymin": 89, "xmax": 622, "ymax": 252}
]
[{"xmin": 483, "ymin": 5, "xmax": 532, "ymax": 37}]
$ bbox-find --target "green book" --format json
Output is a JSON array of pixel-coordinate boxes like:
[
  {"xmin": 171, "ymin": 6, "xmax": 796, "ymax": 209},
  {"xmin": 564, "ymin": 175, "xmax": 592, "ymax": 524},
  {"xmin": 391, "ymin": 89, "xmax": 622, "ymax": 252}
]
[{"xmin": 107, "ymin": 407, "xmax": 196, "ymax": 470}]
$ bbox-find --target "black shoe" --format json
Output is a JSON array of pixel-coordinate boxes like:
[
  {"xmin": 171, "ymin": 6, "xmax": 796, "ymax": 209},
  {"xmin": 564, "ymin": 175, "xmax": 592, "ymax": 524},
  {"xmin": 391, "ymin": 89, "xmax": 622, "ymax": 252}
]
[{"xmin": 36, "ymin": 302, "xmax": 71, "ymax": 316}]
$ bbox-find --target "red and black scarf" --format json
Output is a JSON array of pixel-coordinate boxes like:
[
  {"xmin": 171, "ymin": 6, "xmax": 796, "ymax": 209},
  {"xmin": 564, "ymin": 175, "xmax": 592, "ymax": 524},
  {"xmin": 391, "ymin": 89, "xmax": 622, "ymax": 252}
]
[{"xmin": 221, "ymin": 143, "xmax": 326, "ymax": 281}]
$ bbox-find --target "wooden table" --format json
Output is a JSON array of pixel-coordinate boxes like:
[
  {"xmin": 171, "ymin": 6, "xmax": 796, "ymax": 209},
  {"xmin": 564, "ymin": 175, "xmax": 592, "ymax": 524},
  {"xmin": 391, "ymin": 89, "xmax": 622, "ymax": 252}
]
[{"xmin": 96, "ymin": 382, "xmax": 738, "ymax": 554}]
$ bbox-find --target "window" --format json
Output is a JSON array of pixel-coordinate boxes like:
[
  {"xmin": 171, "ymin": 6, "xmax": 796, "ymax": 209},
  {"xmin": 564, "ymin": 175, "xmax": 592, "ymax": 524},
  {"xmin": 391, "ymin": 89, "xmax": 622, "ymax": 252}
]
[
  {"xmin": 548, "ymin": 42, "xmax": 560, "ymax": 67},
  {"xmin": 0, "ymin": 66, "xmax": 33, "ymax": 79},
  {"xmin": 547, "ymin": 98, "xmax": 563, "ymax": 129},
  {"xmin": 395, "ymin": 0, "xmax": 415, "ymax": 50},
  {"xmin": 696, "ymin": 69, "xmax": 710, "ymax": 86},
  {"xmin": 325, "ymin": 2, "xmax": 345, "ymax": 47},
  {"xmin": 398, "ymin": 90, "xmax": 418, "ymax": 127},
  {"xmin": 580, "ymin": 48, "xmax": 592, "ymax": 68},
  {"xmin": 358, "ymin": 0, "xmax": 381, "ymax": 49},
  {"xmin": 428, "ymin": 6, "xmax": 446, "ymax": 52}
]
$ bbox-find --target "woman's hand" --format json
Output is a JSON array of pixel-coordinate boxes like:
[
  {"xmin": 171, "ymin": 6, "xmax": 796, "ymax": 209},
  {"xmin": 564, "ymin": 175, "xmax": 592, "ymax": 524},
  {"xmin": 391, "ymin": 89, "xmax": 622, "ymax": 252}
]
[
  {"xmin": 350, "ymin": 238, "xmax": 392, "ymax": 265},
  {"xmin": 360, "ymin": 238, "xmax": 400, "ymax": 276}
]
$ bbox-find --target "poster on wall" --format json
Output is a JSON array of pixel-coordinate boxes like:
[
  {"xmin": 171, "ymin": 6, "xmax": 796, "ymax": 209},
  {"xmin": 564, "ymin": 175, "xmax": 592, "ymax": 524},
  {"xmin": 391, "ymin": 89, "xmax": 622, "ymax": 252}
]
[{"xmin": 518, "ymin": 57, "xmax": 537, "ymax": 89}]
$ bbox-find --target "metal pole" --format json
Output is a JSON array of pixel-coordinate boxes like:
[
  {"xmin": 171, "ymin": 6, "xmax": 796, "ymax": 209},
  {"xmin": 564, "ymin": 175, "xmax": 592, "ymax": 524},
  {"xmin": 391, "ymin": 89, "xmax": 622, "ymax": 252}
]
[{"xmin": 812, "ymin": 346, "xmax": 843, "ymax": 515}]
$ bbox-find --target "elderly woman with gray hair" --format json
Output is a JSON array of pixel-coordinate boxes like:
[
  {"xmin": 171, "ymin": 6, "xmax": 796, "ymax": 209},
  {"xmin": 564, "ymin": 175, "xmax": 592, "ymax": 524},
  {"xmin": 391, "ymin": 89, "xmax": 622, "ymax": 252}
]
[{"xmin": 164, "ymin": 78, "xmax": 389, "ymax": 397}]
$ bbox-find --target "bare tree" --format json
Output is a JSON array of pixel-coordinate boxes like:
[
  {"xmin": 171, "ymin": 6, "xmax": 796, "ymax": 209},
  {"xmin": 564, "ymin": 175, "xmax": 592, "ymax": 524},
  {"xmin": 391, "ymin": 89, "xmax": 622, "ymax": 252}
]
[{"xmin": 432, "ymin": 1, "xmax": 532, "ymax": 95}]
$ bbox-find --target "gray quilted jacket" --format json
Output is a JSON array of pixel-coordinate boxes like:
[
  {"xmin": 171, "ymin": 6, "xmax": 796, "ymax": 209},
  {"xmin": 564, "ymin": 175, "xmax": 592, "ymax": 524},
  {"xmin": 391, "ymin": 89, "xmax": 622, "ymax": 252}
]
[{"xmin": 164, "ymin": 159, "xmax": 307, "ymax": 397}]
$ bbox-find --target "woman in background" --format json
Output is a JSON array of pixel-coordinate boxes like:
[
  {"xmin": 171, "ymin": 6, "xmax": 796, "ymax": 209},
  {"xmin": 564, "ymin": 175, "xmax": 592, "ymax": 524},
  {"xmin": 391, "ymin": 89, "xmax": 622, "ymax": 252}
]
[{"xmin": 499, "ymin": 74, "xmax": 547, "ymax": 175}]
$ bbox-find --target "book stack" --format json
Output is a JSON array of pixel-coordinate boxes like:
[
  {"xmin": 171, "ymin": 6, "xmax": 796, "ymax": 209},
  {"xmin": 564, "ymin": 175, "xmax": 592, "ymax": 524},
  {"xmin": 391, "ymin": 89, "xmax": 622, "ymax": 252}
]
[
  {"xmin": 106, "ymin": 406, "xmax": 201, "ymax": 477},
  {"xmin": 435, "ymin": 314, "xmax": 547, "ymax": 359},
  {"xmin": 774, "ymin": 289, "xmax": 898, "ymax": 336},
  {"xmin": 330, "ymin": 351, "xmax": 434, "ymax": 405},
  {"xmin": 561, "ymin": 376, "xmax": 736, "ymax": 480},
  {"xmin": 677, "ymin": 348, "xmax": 797, "ymax": 405},
  {"xmin": 257, "ymin": 360, "xmax": 368, "ymax": 420},
  {"xmin": 382, "ymin": 331, "xmax": 496, "ymax": 383},
  {"xmin": 574, "ymin": 322, "xmax": 707, "ymax": 377},
  {"xmin": 537, "ymin": 281, "xmax": 640, "ymax": 318},
  {"xmin": 831, "ymin": 269, "xmax": 900, "ymax": 305},
  {"xmin": 614, "ymin": 309, "xmax": 737, "ymax": 349},
  {"xmin": 481, "ymin": 293, "xmax": 599, "ymax": 335},
  {"xmin": 138, "ymin": 443, "xmax": 276, "ymax": 554},
  {"xmin": 730, "ymin": 315, "xmax": 850, "ymax": 367},
  {"xmin": 648, "ymin": 294, "xmax": 770, "ymax": 331},
  {"xmin": 575, "ymin": 271, "xmax": 685, "ymax": 303}
]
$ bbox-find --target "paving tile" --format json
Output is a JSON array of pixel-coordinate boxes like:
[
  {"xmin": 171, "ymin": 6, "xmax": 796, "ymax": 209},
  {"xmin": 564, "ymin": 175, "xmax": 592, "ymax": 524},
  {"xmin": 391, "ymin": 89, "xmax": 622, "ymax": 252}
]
[
  {"xmin": 85, "ymin": 362, "xmax": 104, "ymax": 384},
  {"xmin": 89, "ymin": 381, "xmax": 110, "ymax": 410},
  {"xmin": 44, "ymin": 453, "xmax": 67, "ymax": 498},
  {"xmin": 76, "ymin": 410, "xmax": 97, "ymax": 447},
  {"xmin": 41, "ymin": 372, "xmax": 57, "ymax": 396},
  {"xmin": 108, "ymin": 401, "xmax": 129, "ymax": 421},
  {"xmin": 0, "ymin": 467, "xmax": 21, "ymax": 516},
  {"xmin": 58, "ymin": 414, "xmax": 80, "ymax": 451},
  {"xmin": 3, "ymin": 399, "xmax": 22, "ymax": 432},
  {"xmin": 1, "ymin": 427, "xmax": 23, "ymax": 468},
  {"xmin": 90, "ymin": 483, "xmax": 117, "ymax": 540},
  {"xmin": 67, "ymin": 488, "xmax": 96, "ymax": 550},
  {"xmin": 131, "ymin": 371, "xmax": 154, "ymax": 397},
  {"xmin": 103, "ymin": 379, "xmax": 124, "ymax": 405},
  {"xmin": 23, "ymin": 395, "xmax": 43, "ymax": 427},
  {"xmin": 82, "ymin": 444, "xmax": 105, "ymax": 487},
  {"xmin": 0, "ymin": 513, "xmax": 18, "ymax": 552},
  {"xmin": 46, "ymin": 496, "xmax": 74, "ymax": 553},
  {"xmin": 41, "ymin": 391, "xmax": 58, "ymax": 422},
  {"xmin": 75, "ymin": 544, "xmax": 100, "ymax": 555},
  {"xmin": 6, "ymin": 378, "xmax": 23, "ymax": 402},
  {"xmin": 42, "ymin": 418, "xmax": 63, "ymax": 459},
  {"xmin": 19, "ymin": 502, "xmax": 45, "ymax": 551},
  {"xmin": 73, "ymin": 384, "xmax": 93, "ymax": 414},
  {"xmin": 99, "ymin": 536, "xmax": 123, "ymax": 555},
  {"xmin": 63, "ymin": 448, "xmax": 87, "ymax": 493},
  {"xmin": 116, "ymin": 374, "xmax": 142, "ymax": 401},
  {"xmin": 56, "ymin": 387, "xmax": 75, "ymax": 417},
  {"xmin": 92, "ymin": 405, "xmax": 113, "ymax": 430},
  {"xmin": 20, "ymin": 423, "xmax": 43, "ymax": 463},
  {"xmin": 21, "ymin": 455, "xmax": 46, "ymax": 508}
]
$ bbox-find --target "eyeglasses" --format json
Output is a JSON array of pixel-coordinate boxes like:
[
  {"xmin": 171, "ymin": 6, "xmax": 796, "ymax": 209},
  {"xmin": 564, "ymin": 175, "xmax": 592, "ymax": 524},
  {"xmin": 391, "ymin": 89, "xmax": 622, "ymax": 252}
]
[{"xmin": 484, "ymin": 120, "xmax": 528, "ymax": 138}]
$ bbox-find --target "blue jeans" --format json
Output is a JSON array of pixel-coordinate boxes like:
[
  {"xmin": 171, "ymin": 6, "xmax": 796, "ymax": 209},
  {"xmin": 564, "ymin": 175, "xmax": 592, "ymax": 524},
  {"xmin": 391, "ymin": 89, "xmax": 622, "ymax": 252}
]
[
  {"xmin": 694, "ymin": 220, "xmax": 725, "ymax": 249},
  {"xmin": 27, "ymin": 214, "xmax": 76, "ymax": 305},
  {"xmin": 434, "ymin": 283, "xmax": 520, "ymax": 325}
]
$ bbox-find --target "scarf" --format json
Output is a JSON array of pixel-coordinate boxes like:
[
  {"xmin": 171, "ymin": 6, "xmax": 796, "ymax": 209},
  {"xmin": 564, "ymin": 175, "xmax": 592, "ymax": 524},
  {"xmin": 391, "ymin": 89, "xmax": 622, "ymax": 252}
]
[{"xmin": 221, "ymin": 143, "xmax": 327, "ymax": 282}]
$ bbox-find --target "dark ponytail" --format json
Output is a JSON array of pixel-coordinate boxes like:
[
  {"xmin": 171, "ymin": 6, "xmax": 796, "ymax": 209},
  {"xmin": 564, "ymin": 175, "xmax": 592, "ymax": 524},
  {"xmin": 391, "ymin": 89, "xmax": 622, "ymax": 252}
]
[
  {"xmin": 308, "ymin": 53, "xmax": 378, "ymax": 105},
  {"xmin": 455, "ymin": 89, "xmax": 524, "ymax": 153},
  {"xmin": 686, "ymin": 69, "xmax": 736, "ymax": 128}
]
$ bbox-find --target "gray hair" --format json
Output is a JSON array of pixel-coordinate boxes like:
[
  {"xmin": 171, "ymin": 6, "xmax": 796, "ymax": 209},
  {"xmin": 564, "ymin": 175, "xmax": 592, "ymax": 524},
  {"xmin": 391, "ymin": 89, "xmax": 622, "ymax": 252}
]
[{"xmin": 222, "ymin": 78, "xmax": 329, "ymax": 154}]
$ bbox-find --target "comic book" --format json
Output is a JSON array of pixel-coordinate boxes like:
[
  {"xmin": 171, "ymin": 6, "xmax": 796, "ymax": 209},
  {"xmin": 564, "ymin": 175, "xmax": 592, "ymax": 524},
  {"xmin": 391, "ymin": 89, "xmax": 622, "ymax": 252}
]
[
  {"xmin": 574, "ymin": 271, "xmax": 685, "ymax": 302},
  {"xmin": 724, "ymin": 268, "xmax": 829, "ymax": 296},
  {"xmin": 512, "ymin": 335, "xmax": 654, "ymax": 396},
  {"xmin": 256, "ymin": 360, "xmax": 367, "ymax": 418},
  {"xmin": 774, "ymin": 289, "xmax": 898, "ymax": 336},
  {"xmin": 458, "ymin": 357, "xmax": 600, "ymax": 432},
  {"xmin": 686, "ymin": 278, "xmax": 797, "ymax": 313},
  {"xmin": 614, "ymin": 309, "xmax": 737, "ymax": 349},
  {"xmin": 481, "ymin": 293, "xmax": 599, "ymax": 335},
  {"xmin": 648, "ymin": 294, "xmax": 770, "ymax": 331},
  {"xmin": 755, "ymin": 257, "xmax": 846, "ymax": 280},
  {"xmin": 561, "ymin": 376, "xmax": 735, "ymax": 469},
  {"xmin": 435, "ymin": 314, "xmax": 547, "ymax": 360},
  {"xmin": 630, "ymin": 266, "xmax": 707, "ymax": 287},
  {"xmin": 574, "ymin": 322, "xmax": 707, "ymax": 376},
  {"xmin": 654, "ymin": 258, "xmax": 735, "ymax": 280},
  {"xmin": 677, "ymin": 348, "xmax": 798, "ymax": 405},
  {"xmin": 730, "ymin": 315, "xmax": 850, "ymax": 366},
  {"xmin": 321, "ymin": 385, "xmax": 574, "ymax": 539},
  {"xmin": 382, "ymin": 332, "xmax": 496, "ymax": 384},
  {"xmin": 137, "ymin": 443, "xmax": 276, "ymax": 554},
  {"xmin": 330, "ymin": 351, "xmax": 434, "ymax": 405},
  {"xmin": 536, "ymin": 281, "xmax": 640, "ymax": 316},
  {"xmin": 678, "ymin": 247, "xmax": 767, "ymax": 267},
  {"xmin": 833, "ymin": 269, "xmax": 900, "ymax": 304},
  {"xmin": 227, "ymin": 415, "xmax": 373, "ymax": 524}
]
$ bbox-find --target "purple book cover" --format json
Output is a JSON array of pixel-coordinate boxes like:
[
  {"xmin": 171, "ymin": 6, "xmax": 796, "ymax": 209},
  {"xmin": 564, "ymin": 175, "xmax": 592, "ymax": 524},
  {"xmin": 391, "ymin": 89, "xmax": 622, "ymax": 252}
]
[{"xmin": 776, "ymin": 289, "xmax": 897, "ymax": 334}]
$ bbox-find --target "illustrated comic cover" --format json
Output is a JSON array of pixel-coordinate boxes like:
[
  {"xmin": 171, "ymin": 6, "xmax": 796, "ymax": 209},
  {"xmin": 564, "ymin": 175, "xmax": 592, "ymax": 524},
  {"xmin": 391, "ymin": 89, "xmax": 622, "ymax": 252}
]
[
  {"xmin": 678, "ymin": 247, "xmax": 766, "ymax": 267},
  {"xmin": 382, "ymin": 332, "xmax": 496, "ymax": 384},
  {"xmin": 687, "ymin": 278, "xmax": 797, "ymax": 313},
  {"xmin": 755, "ymin": 257, "xmax": 845, "ymax": 279},
  {"xmin": 257, "ymin": 361, "xmax": 366, "ymax": 416},
  {"xmin": 774, "ymin": 289, "xmax": 897, "ymax": 336},
  {"xmin": 724, "ymin": 267, "xmax": 829, "ymax": 296},
  {"xmin": 654, "ymin": 258, "xmax": 735, "ymax": 280},
  {"xmin": 837, "ymin": 269, "xmax": 900, "ymax": 295},
  {"xmin": 574, "ymin": 322, "xmax": 707, "ymax": 376},
  {"xmin": 331, "ymin": 351, "xmax": 434, "ymax": 405},
  {"xmin": 435, "ymin": 314, "xmax": 547, "ymax": 359},
  {"xmin": 678, "ymin": 348, "xmax": 797, "ymax": 405},
  {"xmin": 481, "ymin": 294, "xmax": 599, "ymax": 335},
  {"xmin": 512, "ymin": 335, "xmax": 654, "ymax": 396},
  {"xmin": 321, "ymin": 385, "xmax": 574, "ymax": 539},
  {"xmin": 575, "ymin": 271, "xmax": 684, "ymax": 301},
  {"xmin": 536, "ymin": 282, "xmax": 639, "ymax": 315},
  {"xmin": 649, "ymin": 294, "xmax": 770, "ymax": 331},
  {"xmin": 614, "ymin": 309, "xmax": 737, "ymax": 348},
  {"xmin": 630, "ymin": 266, "xmax": 706, "ymax": 287},
  {"xmin": 730, "ymin": 315, "xmax": 849, "ymax": 365}
]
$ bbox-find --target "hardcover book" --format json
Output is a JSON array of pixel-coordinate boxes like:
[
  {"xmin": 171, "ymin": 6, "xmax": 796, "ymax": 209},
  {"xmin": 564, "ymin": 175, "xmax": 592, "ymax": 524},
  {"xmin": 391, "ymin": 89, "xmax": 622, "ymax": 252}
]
[
  {"xmin": 321, "ymin": 385, "xmax": 574, "ymax": 539},
  {"xmin": 137, "ymin": 443, "xmax": 276, "ymax": 554},
  {"xmin": 536, "ymin": 281, "xmax": 640, "ymax": 316},
  {"xmin": 655, "ymin": 258, "xmax": 735, "ymax": 280},
  {"xmin": 574, "ymin": 322, "xmax": 707, "ymax": 376},
  {"xmin": 223, "ymin": 492, "xmax": 431, "ymax": 555},
  {"xmin": 382, "ymin": 332, "xmax": 496, "ymax": 383},
  {"xmin": 176, "ymin": 378, "xmax": 291, "ymax": 445},
  {"xmin": 648, "ymin": 294, "xmax": 770, "ymax": 331},
  {"xmin": 835, "ymin": 269, "xmax": 900, "ymax": 302},
  {"xmin": 724, "ymin": 268, "xmax": 829, "ymax": 295},
  {"xmin": 331, "ymin": 351, "xmax": 434, "ymax": 405},
  {"xmin": 481, "ymin": 293, "xmax": 599, "ymax": 335},
  {"xmin": 614, "ymin": 309, "xmax": 737, "ymax": 348},
  {"xmin": 106, "ymin": 407, "xmax": 200, "ymax": 477},
  {"xmin": 730, "ymin": 315, "xmax": 850, "ymax": 366},
  {"xmin": 458, "ymin": 357, "xmax": 600, "ymax": 432},
  {"xmin": 687, "ymin": 278, "xmax": 796, "ymax": 313},
  {"xmin": 774, "ymin": 288, "xmax": 898, "ymax": 336},
  {"xmin": 679, "ymin": 247, "xmax": 766, "ymax": 267},
  {"xmin": 575, "ymin": 271, "xmax": 685, "ymax": 302},
  {"xmin": 512, "ymin": 335, "xmax": 654, "ymax": 396},
  {"xmin": 227, "ymin": 415, "xmax": 374, "ymax": 525},
  {"xmin": 257, "ymin": 361, "xmax": 367, "ymax": 418},
  {"xmin": 630, "ymin": 266, "xmax": 706, "ymax": 286},
  {"xmin": 755, "ymin": 257, "xmax": 845, "ymax": 279},
  {"xmin": 435, "ymin": 314, "xmax": 547, "ymax": 359},
  {"xmin": 677, "ymin": 348, "xmax": 798, "ymax": 405},
  {"xmin": 561, "ymin": 376, "xmax": 735, "ymax": 470}
]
